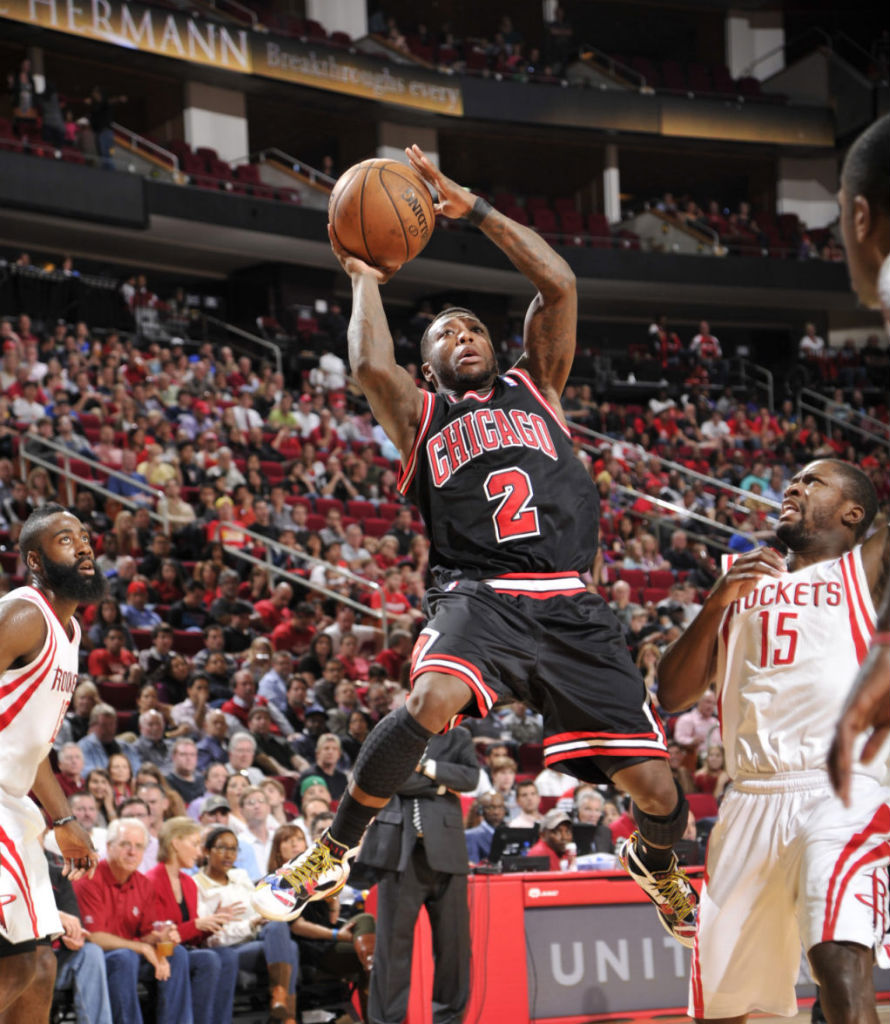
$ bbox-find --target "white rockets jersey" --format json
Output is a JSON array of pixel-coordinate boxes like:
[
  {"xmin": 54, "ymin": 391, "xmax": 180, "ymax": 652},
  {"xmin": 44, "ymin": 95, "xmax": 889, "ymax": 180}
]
[
  {"xmin": 0, "ymin": 586, "xmax": 81, "ymax": 798},
  {"xmin": 716, "ymin": 547, "xmax": 885, "ymax": 780}
]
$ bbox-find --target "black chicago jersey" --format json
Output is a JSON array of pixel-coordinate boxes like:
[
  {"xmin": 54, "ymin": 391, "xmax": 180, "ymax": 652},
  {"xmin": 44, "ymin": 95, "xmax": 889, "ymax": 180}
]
[{"xmin": 398, "ymin": 368, "xmax": 599, "ymax": 582}]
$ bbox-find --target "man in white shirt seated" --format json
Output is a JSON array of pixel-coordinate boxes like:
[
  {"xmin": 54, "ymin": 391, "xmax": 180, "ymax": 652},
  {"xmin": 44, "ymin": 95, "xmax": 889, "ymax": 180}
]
[{"xmin": 508, "ymin": 781, "xmax": 544, "ymax": 829}]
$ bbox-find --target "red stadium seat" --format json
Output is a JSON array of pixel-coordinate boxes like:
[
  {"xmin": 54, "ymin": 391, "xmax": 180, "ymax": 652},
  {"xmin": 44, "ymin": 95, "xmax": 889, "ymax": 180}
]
[
  {"xmin": 173, "ymin": 631, "xmax": 207, "ymax": 657},
  {"xmin": 648, "ymin": 570, "xmax": 676, "ymax": 589},
  {"xmin": 687, "ymin": 793, "xmax": 719, "ymax": 820},
  {"xmin": 347, "ymin": 500, "xmax": 377, "ymax": 520},
  {"xmin": 363, "ymin": 518, "xmax": 390, "ymax": 537},
  {"xmin": 315, "ymin": 498, "xmax": 344, "ymax": 517},
  {"xmin": 616, "ymin": 568, "xmax": 646, "ymax": 589}
]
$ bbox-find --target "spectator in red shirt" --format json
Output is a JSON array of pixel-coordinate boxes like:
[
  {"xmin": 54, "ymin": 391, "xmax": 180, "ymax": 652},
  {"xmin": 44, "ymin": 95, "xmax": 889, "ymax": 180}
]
[
  {"xmin": 55, "ymin": 742, "xmax": 86, "ymax": 797},
  {"xmin": 220, "ymin": 670, "xmax": 271, "ymax": 732},
  {"xmin": 253, "ymin": 581, "xmax": 294, "ymax": 633},
  {"xmin": 372, "ymin": 629, "xmax": 413, "ymax": 682},
  {"xmin": 73, "ymin": 818, "xmax": 194, "ymax": 1024},
  {"xmin": 270, "ymin": 601, "xmax": 316, "ymax": 654},
  {"xmin": 526, "ymin": 809, "xmax": 575, "ymax": 870},
  {"xmin": 86, "ymin": 625, "xmax": 139, "ymax": 685},
  {"xmin": 146, "ymin": 817, "xmax": 238, "ymax": 1024},
  {"xmin": 369, "ymin": 567, "xmax": 424, "ymax": 624},
  {"xmin": 336, "ymin": 633, "xmax": 371, "ymax": 682}
]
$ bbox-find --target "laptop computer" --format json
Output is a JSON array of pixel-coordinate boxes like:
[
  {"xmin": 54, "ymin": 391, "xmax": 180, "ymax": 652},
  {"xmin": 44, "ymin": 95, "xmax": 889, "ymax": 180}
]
[
  {"xmin": 488, "ymin": 825, "xmax": 539, "ymax": 865},
  {"xmin": 502, "ymin": 855, "xmax": 552, "ymax": 873}
]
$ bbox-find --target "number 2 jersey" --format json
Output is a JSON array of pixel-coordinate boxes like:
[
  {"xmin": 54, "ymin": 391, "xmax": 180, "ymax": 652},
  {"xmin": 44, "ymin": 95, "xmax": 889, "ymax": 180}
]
[
  {"xmin": 716, "ymin": 548, "xmax": 886, "ymax": 782},
  {"xmin": 0, "ymin": 585, "xmax": 81, "ymax": 798},
  {"xmin": 398, "ymin": 368, "xmax": 599, "ymax": 583}
]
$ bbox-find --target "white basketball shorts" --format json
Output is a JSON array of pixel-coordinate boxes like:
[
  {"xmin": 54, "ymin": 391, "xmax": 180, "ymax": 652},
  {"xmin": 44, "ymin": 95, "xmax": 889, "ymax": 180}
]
[
  {"xmin": 0, "ymin": 788, "xmax": 62, "ymax": 945},
  {"xmin": 689, "ymin": 770, "xmax": 890, "ymax": 1019}
]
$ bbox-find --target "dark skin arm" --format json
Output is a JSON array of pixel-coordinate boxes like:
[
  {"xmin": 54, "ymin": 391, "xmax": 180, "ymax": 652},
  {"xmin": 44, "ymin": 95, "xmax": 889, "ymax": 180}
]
[
  {"xmin": 657, "ymin": 546, "xmax": 786, "ymax": 712},
  {"xmin": 331, "ymin": 145, "xmax": 577, "ymax": 462},
  {"xmin": 828, "ymin": 520, "xmax": 890, "ymax": 805},
  {"xmin": 405, "ymin": 145, "xmax": 577, "ymax": 412},
  {"xmin": 0, "ymin": 600, "xmax": 97, "ymax": 879}
]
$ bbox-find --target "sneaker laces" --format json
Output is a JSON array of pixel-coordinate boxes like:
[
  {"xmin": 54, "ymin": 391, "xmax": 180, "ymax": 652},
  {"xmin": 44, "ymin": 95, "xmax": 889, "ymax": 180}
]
[
  {"xmin": 280, "ymin": 844, "xmax": 337, "ymax": 893},
  {"xmin": 653, "ymin": 869, "xmax": 695, "ymax": 920}
]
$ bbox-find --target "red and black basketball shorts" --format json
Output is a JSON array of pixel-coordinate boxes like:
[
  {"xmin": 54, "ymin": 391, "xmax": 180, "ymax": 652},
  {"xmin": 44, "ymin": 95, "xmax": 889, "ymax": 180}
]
[{"xmin": 410, "ymin": 573, "xmax": 669, "ymax": 785}]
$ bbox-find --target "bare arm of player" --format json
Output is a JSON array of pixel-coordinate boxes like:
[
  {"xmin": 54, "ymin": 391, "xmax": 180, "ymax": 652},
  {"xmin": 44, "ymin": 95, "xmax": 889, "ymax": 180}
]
[
  {"xmin": 828, "ymin": 567, "xmax": 890, "ymax": 807},
  {"xmin": 328, "ymin": 227, "xmax": 424, "ymax": 462},
  {"xmin": 32, "ymin": 757, "xmax": 98, "ymax": 879},
  {"xmin": 657, "ymin": 546, "xmax": 786, "ymax": 712},
  {"xmin": 405, "ymin": 144, "xmax": 576, "ymax": 406}
]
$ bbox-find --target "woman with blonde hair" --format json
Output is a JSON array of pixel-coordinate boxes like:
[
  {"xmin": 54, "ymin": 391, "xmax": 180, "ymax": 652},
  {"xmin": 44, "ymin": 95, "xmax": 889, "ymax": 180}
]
[
  {"xmin": 195, "ymin": 824, "xmax": 301, "ymax": 1024},
  {"xmin": 635, "ymin": 642, "xmax": 662, "ymax": 706},
  {"xmin": 147, "ymin": 817, "xmax": 238, "ymax": 1024},
  {"xmin": 112, "ymin": 508, "xmax": 141, "ymax": 557},
  {"xmin": 26, "ymin": 465, "xmax": 56, "ymax": 505},
  {"xmin": 693, "ymin": 743, "xmax": 731, "ymax": 801}
]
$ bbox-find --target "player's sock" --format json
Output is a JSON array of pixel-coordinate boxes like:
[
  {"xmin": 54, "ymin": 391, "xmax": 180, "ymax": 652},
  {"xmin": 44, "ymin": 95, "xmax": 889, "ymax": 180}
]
[
  {"xmin": 635, "ymin": 840, "xmax": 673, "ymax": 872},
  {"xmin": 328, "ymin": 705, "xmax": 434, "ymax": 849},
  {"xmin": 632, "ymin": 780, "xmax": 689, "ymax": 871}
]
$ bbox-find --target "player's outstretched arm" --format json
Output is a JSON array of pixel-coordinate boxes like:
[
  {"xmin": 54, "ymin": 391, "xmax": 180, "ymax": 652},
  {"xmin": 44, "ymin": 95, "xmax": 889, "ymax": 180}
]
[
  {"xmin": 329, "ymin": 227, "xmax": 424, "ymax": 462},
  {"xmin": 658, "ymin": 546, "xmax": 786, "ymax": 711},
  {"xmin": 828, "ymin": 556, "xmax": 890, "ymax": 806},
  {"xmin": 406, "ymin": 145, "xmax": 576, "ymax": 403}
]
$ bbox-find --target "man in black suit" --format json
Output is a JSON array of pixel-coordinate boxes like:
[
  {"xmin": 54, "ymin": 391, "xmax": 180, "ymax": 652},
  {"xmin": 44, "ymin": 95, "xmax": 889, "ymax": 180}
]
[{"xmin": 355, "ymin": 726, "xmax": 479, "ymax": 1024}]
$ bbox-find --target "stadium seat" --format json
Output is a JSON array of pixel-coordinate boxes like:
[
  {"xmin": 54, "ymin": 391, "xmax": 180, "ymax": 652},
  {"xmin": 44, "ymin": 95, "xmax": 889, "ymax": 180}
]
[
  {"xmin": 648, "ymin": 569, "xmax": 676, "ymax": 589},
  {"xmin": 687, "ymin": 793, "xmax": 719, "ymax": 820},
  {"xmin": 315, "ymin": 498, "xmax": 344, "ymax": 517}
]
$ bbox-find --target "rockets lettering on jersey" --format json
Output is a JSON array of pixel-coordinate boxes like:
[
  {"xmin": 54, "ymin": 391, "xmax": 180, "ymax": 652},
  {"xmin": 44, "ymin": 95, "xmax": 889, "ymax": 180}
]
[
  {"xmin": 727, "ymin": 579, "xmax": 842, "ymax": 614},
  {"xmin": 716, "ymin": 548, "xmax": 881, "ymax": 779},
  {"xmin": 50, "ymin": 666, "xmax": 79, "ymax": 695}
]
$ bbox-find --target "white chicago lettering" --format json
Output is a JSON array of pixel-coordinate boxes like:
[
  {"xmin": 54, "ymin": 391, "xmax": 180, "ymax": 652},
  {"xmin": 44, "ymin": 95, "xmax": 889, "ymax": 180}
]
[{"xmin": 424, "ymin": 407, "xmax": 559, "ymax": 486}]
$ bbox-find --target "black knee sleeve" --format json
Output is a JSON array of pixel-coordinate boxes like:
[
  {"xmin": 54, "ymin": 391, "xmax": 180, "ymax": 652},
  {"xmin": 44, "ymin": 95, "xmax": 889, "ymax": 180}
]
[
  {"xmin": 633, "ymin": 780, "xmax": 689, "ymax": 848},
  {"xmin": 352, "ymin": 705, "xmax": 434, "ymax": 798}
]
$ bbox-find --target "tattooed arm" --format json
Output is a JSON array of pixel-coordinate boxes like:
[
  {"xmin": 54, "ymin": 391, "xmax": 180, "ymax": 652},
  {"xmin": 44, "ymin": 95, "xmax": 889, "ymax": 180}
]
[{"xmin": 406, "ymin": 145, "xmax": 577, "ymax": 412}]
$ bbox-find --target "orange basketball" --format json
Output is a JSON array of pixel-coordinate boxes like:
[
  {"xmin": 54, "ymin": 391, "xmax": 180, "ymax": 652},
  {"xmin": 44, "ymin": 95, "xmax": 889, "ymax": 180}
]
[{"xmin": 329, "ymin": 158, "xmax": 435, "ymax": 270}]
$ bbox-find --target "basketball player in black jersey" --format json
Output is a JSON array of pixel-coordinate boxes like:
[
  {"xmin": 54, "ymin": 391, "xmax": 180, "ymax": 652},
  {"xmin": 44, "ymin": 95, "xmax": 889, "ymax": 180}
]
[{"xmin": 254, "ymin": 145, "xmax": 697, "ymax": 946}]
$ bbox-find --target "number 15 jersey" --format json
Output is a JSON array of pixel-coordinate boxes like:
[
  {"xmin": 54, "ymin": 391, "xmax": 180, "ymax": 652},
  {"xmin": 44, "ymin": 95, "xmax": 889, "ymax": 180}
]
[
  {"xmin": 398, "ymin": 369, "xmax": 599, "ymax": 583},
  {"xmin": 717, "ymin": 548, "xmax": 885, "ymax": 781}
]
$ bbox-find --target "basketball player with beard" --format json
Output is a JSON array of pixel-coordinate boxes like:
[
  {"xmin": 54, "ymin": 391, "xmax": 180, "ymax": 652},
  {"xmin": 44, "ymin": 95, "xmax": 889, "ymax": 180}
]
[
  {"xmin": 254, "ymin": 145, "xmax": 698, "ymax": 948},
  {"xmin": 0, "ymin": 504, "xmax": 107, "ymax": 1022},
  {"xmin": 657, "ymin": 460, "xmax": 889, "ymax": 1023}
]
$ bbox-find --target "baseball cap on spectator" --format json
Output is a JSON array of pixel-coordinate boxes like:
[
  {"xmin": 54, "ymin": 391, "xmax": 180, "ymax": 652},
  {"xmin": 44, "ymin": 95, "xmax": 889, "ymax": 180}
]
[
  {"xmin": 127, "ymin": 581, "xmax": 148, "ymax": 596},
  {"xmin": 202, "ymin": 795, "xmax": 231, "ymax": 814},
  {"xmin": 542, "ymin": 809, "xmax": 572, "ymax": 830},
  {"xmin": 248, "ymin": 705, "xmax": 272, "ymax": 721},
  {"xmin": 299, "ymin": 394, "xmax": 312, "ymax": 404},
  {"xmin": 304, "ymin": 703, "xmax": 327, "ymax": 717},
  {"xmin": 629, "ymin": 605, "xmax": 647, "ymax": 618},
  {"xmin": 300, "ymin": 774, "xmax": 328, "ymax": 797},
  {"xmin": 231, "ymin": 600, "xmax": 254, "ymax": 616},
  {"xmin": 2, "ymin": 340, "xmax": 16, "ymax": 351}
]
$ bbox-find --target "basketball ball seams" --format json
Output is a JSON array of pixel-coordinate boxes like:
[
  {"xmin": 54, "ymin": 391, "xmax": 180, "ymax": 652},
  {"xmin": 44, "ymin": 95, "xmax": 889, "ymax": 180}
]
[
  {"xmin": 358, "ymin": 165, "xmax": 377, "ymax": 266},
  {"xmin": 385, "ymin": 168, "xmax": 435, "ymax": 222},
  {"xmin": 379, "ymin": 171, "xmax": 411, "ymax": 262}
]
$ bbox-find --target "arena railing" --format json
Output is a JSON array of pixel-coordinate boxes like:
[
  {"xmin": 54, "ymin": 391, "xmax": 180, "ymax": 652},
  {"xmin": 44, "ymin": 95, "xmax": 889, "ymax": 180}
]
[
  {"xmin": 18, "ymin": 436, "xmax": 390, "ymax": 641},
  {"xmin": 797, "ymin": 388, "xmax": 890, "ymax": 448},
  {"xmin": 610, "ymin": 485, "xmax": 738, "ymax": 555},
  {"xmin": 566, "ymin": 420, "xmax": 782, "ymax": 514},
  {"xmin": 253, "ymin": 149, "xmax": 336, "ymax": 190},
  {"xmin": 194, "ymin": 312, "xmax": 283, "ymax": 379},
  {"xmin": 736, "ymin": 359, "xmax": 774, "ymax": 412}
]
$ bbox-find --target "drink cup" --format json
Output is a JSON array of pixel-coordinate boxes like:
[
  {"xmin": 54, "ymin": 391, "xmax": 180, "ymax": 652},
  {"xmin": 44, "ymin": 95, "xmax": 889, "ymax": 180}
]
[{"xmin": 153, "ymin": 920, "xmax": 175, "ymax": 958}]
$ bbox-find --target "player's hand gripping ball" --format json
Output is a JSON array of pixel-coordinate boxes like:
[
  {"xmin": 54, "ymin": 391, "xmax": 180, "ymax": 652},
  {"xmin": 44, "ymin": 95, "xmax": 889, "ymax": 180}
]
[{"xmin": 328, "ymin": 158, "xmax": 435, "ymax": 271}]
